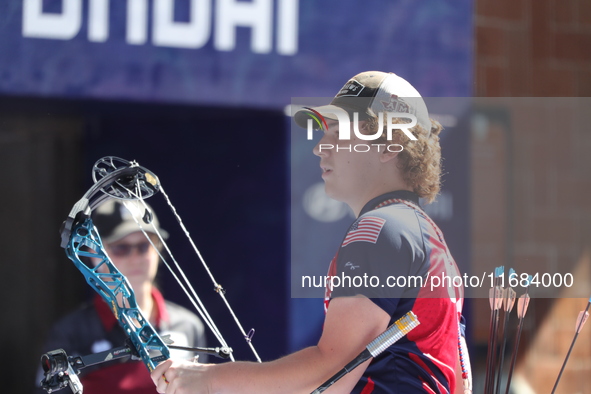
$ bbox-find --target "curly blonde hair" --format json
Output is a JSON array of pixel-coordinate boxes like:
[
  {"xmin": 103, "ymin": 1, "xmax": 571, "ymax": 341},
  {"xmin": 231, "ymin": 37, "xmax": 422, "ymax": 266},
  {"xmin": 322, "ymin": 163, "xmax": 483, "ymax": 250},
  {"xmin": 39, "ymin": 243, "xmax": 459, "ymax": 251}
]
[{"xmin": 366, "ymin": 115, "xmax": 443, "ymax": 204}]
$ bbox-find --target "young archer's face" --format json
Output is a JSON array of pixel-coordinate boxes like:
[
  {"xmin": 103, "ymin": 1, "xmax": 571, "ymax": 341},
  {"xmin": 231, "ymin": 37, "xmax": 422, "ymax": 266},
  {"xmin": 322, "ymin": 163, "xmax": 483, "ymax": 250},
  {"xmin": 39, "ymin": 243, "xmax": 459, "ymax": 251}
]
[{"xmin": 313, "ymin": 119, "xmax": 390, "ymax": 213}]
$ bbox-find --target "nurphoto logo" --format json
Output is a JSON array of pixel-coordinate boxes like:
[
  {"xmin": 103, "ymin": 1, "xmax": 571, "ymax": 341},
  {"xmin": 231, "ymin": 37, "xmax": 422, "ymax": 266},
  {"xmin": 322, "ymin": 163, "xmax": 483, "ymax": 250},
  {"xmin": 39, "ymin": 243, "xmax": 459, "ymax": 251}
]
[{"xmin": 303, "ymin": 106, "xmax": 418, "ymax": 153}]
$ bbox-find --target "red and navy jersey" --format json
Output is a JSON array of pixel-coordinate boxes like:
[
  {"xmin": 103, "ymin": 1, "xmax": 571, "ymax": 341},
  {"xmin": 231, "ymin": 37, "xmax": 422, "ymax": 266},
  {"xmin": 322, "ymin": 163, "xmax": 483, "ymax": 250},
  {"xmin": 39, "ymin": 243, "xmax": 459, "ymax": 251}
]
[{"xmin": 325, "ymin": 190, "xmax": 464, "ymax": 394}]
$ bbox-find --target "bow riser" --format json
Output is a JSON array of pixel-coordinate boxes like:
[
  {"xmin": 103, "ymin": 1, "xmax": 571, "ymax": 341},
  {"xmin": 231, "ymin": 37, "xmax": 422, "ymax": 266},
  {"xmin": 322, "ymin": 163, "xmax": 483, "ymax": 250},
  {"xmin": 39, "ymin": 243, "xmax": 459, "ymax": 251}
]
[{"xmin": 66, "ymin": 218, "xmax": 170, "ymax": 371}]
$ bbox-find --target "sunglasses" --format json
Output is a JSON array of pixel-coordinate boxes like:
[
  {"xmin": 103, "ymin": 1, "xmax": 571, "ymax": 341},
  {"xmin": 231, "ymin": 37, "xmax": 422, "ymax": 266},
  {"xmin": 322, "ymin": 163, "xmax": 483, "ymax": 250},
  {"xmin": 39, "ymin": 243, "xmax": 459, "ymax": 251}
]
[{"xmin": 107, "ymin": 241, "xmax": 153, "ymax": 257}]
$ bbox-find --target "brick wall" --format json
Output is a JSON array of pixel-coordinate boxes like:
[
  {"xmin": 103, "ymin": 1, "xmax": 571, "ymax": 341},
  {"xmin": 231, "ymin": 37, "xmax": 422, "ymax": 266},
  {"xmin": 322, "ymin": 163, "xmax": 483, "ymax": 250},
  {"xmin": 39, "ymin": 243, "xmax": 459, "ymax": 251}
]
[
  {"xmin": 473, "ymin": 0, "xmax": 591, "ymax": 392},
  {"xmin": 475, "ymin": 0, "xmax": 591, "ymax": 96}
]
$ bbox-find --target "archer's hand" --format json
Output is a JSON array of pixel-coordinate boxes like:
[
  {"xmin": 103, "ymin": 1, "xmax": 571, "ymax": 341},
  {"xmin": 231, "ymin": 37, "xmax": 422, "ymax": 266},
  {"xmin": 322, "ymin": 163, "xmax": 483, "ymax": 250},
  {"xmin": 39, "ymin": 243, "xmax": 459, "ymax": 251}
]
[{"xmin": 152, "ymin": 359, "xmax": 214, "ymax": 394}]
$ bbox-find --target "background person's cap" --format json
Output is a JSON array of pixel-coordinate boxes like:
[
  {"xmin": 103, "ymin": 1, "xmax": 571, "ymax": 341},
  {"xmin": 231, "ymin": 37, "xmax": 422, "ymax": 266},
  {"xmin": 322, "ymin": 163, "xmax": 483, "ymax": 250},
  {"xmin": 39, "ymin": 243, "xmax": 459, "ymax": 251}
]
[
  {"xmin": 91, "ymin": 199, "xmax": 168, "ymax": 243},
  {"xmin": 294, "ymin": 71, "xmax": 432, "ymax": 132}
]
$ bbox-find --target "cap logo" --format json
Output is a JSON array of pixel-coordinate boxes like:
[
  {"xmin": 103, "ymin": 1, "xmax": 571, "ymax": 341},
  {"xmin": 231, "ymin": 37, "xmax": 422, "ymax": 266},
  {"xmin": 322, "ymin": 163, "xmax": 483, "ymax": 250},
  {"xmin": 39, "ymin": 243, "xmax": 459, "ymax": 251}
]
[
  {"xmin": 380, "ymin": 94, "xmax": 416, "ymax": 116},
  {"xmin": 336, "ymin": 80, "xmax": 365, "ymax": 97}
]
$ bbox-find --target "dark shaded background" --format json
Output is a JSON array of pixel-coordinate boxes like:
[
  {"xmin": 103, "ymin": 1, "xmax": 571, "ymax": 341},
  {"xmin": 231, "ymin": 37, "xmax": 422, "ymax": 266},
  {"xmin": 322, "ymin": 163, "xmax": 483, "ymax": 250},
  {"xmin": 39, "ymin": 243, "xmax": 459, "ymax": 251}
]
[{"xmin": 0, "ymin": 97, "xmax": 288, "ymax": 393}]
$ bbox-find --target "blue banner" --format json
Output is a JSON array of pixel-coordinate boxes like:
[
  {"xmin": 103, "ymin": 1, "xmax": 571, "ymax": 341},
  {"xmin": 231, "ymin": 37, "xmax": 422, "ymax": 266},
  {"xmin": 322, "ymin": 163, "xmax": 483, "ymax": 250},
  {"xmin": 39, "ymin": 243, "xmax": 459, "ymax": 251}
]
[{"xmin": 0, "ymin": 0, "xmax": 472, "ymax": 107}]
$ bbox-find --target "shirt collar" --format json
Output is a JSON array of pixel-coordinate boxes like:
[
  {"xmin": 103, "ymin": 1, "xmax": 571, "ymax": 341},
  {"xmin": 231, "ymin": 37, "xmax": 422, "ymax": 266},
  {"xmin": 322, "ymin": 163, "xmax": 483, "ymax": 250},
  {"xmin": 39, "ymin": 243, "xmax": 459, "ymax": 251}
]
[
  {"xmin": 359, "ymin": 190, "xmax": 420, "ymax": 216},
  {"xmin": 94, "ymin": 287, "xmax": 169, "ymax": 332}
]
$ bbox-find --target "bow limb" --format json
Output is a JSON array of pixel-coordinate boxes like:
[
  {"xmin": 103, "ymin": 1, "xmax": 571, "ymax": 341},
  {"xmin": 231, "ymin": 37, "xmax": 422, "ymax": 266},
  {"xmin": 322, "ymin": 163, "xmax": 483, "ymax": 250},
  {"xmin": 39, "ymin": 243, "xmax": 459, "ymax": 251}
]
[{"xmin": 60, "ymin": 158, "xmax": 159, "ymax": 248}]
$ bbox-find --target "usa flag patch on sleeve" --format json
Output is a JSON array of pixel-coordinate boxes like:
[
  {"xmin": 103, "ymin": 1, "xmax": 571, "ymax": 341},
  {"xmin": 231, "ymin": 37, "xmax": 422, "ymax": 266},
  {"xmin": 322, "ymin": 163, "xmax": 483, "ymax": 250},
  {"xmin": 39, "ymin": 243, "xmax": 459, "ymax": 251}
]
[{"xmin": 342, "ymin": 216, "xmax": 386, "ymax": 247}]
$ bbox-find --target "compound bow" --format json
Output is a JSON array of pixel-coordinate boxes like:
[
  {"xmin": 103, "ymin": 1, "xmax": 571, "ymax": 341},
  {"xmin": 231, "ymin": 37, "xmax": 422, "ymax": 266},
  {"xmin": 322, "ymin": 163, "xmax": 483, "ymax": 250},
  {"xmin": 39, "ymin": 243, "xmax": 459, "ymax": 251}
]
[{"xmin": 40, "ymin": 157, "xmax": 259, "ymax": 393}]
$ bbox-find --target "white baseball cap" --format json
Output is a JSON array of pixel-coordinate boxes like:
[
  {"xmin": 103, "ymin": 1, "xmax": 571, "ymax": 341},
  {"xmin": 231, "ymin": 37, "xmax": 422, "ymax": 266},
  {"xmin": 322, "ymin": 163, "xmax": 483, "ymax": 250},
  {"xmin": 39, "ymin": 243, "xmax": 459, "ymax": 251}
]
[{"xmin": 294, "ymin": 71, "xmax": 432, "ymax": 132}]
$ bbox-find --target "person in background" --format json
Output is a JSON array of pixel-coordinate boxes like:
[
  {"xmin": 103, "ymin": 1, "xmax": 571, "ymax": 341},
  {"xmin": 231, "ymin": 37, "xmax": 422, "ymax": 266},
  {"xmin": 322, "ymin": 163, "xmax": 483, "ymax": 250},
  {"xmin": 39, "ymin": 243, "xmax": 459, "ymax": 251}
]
[{"xmin": 36, "ymin": 199, "xmax": 207, "ymax": 394}]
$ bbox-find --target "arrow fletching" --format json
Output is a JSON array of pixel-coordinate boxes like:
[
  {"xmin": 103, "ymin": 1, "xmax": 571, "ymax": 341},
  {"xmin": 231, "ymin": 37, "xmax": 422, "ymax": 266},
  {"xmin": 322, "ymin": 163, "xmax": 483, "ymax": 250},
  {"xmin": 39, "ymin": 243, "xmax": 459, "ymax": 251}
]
[
  {"xmin": 495, "ymin": 266, "xmax": 505, "ymax": 278},
  {"xmin": 576, "ymin": 311, "xmax": 589, "ymax": 333},
  {"xmin": 504, "ymin": 287, "xmax": 516, "ymax": 313},
  {"xmin": 517, "ymin": 294, "xmax": 530, "ymax": 319},
  {"xmin": 489, "ymin": 286, "xmax": 503, "ymax": 310}
]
